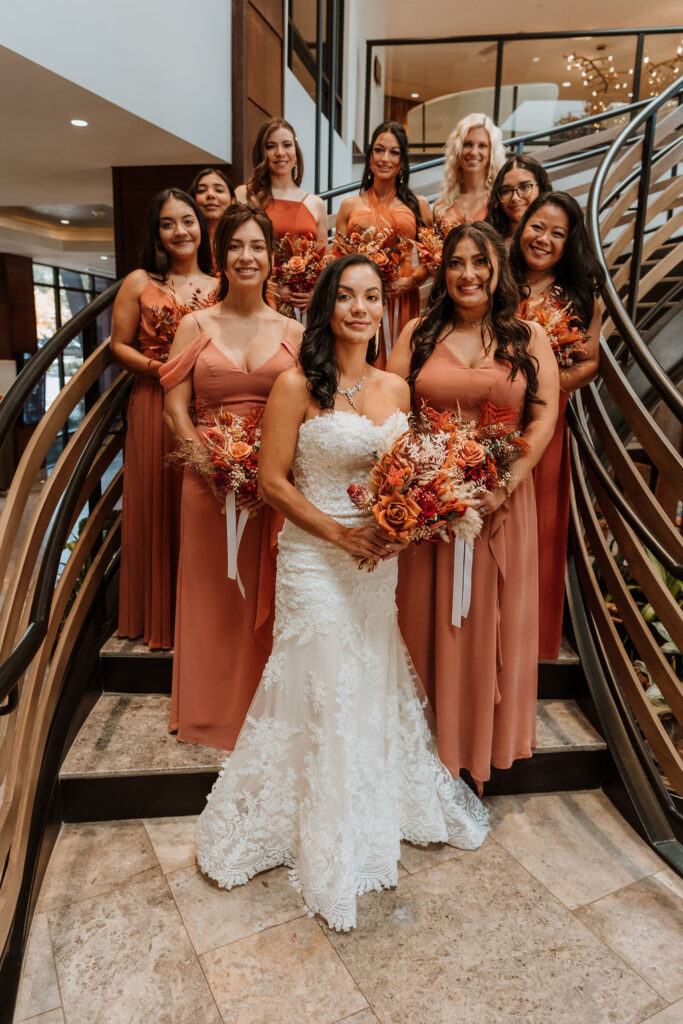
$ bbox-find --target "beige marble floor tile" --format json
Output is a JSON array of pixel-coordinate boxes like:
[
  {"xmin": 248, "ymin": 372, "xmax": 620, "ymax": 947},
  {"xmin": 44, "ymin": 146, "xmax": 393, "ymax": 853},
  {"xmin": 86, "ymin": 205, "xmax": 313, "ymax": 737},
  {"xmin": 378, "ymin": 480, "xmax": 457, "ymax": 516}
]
[
  {"xmin": 576, "ymin": 875, "xmax": 683, "ymax": 1003},
  {"xmin": 534, "ymin": 699, "xmax": 605, "ymax": 751},
  {"xmin": 143, "ymin": 815, "xmax": 198, "ymax": 874},
  {"xmin": 15, "ymin": 1010, "xmax": 65, "ymax": 1024},
  {"xmin": 60, "ymin": 694, "xmax": 227, "ymax": 777},
  {"xmin": 654, "ymin": 867, "xmax": 683, "ymax": 901},
  {"xmin": 36, "ymin": 820, "xmax": 160, "ymax": 913},
  {"xmin": 167, "ymin": 863, "xmax": 307, "ymax": 954},
  {"xmin": 100, "ymin": 633, "xmax": 173, "ymax": 658},
  {"xmin": 48, "ymin": 872, "xmax": 221, "ymax": 1024},
  {"xmin": 201, "ymin": 916, "xmax": 367, "ymax": 1024},
  {"xmin": 334, "ymin": 1011, "xmax": 379, "ymax": 1023},
  {"xmin": 324, "ymin": 842, "xmax": 665, "ymax": 1024},
  {"xmin": 487, "ymin": 790, "xmax": 663, "ymax": 909},
  {"xmin": 12, "ymin": 914, "xmax": 61, "ymax": 1023},
  {"xmin": 639, "ymin": 998, "xmax": 683, "ymax": 1023},
  {"xmin": 399, "ymin": 839, "xmax": 468, "ymax": 874}
]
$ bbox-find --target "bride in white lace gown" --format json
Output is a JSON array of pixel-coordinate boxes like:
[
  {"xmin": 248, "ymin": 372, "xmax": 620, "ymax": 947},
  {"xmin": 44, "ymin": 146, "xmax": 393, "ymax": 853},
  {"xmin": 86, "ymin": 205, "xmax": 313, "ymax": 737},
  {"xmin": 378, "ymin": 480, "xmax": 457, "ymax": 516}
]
[{"xmin": 195, "ymin": 255, "xmax": 488, "ymax": 931}]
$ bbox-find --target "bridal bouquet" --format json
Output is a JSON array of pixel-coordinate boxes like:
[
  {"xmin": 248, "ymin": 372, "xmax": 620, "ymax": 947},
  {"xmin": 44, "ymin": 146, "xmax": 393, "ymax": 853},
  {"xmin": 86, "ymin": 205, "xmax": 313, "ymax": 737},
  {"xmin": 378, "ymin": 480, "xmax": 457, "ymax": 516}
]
[
  {"xmin": 272, "ymin": 234, "xmax": 327, "ymax": 294},
  {"xmin": 348, "ymin": 401, "xmax": 528, "ymax": 577},
  {"xmin": 148, "ymin": 287, "xmax": 217, "ymax": 362},
  {"xmin": 333, "ymin": 227, "xmax": 413, "ymax": 287},
  {"xmin": 518, "ymin": 289, "xmax": 588, "ymax": 369},
  {"xmin": 415, "ymin": 226, "xmax": 445, "ymax": 278}
]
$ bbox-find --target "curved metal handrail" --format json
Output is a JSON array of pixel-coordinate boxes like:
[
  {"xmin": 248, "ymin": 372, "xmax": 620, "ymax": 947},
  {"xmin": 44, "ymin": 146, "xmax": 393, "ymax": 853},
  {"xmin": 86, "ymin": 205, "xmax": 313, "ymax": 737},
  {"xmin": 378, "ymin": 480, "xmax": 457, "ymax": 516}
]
[
  {"xmin": 586, "ymin": 75, "xmax": 683, "ymax": 421},
  {"xmin": 0, "ymin": 281, "xmax": 121, "ymax": 449}
]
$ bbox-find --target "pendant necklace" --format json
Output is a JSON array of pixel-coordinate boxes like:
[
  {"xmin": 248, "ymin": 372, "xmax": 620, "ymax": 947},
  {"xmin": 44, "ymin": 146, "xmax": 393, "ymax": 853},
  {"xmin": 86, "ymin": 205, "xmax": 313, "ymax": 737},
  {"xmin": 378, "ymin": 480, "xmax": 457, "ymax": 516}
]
[{"xmin": 337, "ymin": 369, "xmax": 366, "ymax": 411}]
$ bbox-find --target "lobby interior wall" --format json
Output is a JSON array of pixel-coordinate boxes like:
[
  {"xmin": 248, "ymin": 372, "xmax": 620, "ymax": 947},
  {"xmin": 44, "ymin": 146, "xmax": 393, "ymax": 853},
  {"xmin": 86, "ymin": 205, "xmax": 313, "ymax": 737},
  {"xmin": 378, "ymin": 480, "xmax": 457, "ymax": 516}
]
[{"xmin": 1, "ymin": 0, "xmax": 231, "ymax": 161}]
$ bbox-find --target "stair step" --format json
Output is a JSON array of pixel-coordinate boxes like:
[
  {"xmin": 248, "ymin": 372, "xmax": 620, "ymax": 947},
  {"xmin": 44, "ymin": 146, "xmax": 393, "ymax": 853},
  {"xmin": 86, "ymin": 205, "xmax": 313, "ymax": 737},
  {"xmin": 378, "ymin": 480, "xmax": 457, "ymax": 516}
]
[
  {"xmin": 58, "ymin": 693, "xmax": 607, "ymax": 822},
  {"xmin": 101, "ymin": 634, "xmax": 583, "ymax": 700}
]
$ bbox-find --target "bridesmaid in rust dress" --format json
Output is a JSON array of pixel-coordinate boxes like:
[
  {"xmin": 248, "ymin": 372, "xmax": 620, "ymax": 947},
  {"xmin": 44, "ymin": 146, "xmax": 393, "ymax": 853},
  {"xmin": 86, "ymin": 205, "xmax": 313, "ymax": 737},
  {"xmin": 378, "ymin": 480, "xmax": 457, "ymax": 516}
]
[
  {"xmin": 336, "ymin": 121, "xmax": 432, "ymax": 368},
  {"xmin": 387, "ymin": 222, "xmax": 558, "ymax": 791},
  {"xmin": 236, "ymin": 117, "xmax": 327, "ymax": 317},
  {"xmin": 189, "ymin": 167, "xmax": 236, "ymax": 247},
  {"xmin": 111, "ymin": 188, "xmax": 216, "ymax": 649},
  {"xmin": 433, "ymin": 114, "xmax": 505, "ymax": 233},
  {"xmin": 511, "ymin": 192, "xmax": 602, "ymax": 660},
  {"xmin": 162, "ymin": 204, "xmax": 302, "ymax": 749}
]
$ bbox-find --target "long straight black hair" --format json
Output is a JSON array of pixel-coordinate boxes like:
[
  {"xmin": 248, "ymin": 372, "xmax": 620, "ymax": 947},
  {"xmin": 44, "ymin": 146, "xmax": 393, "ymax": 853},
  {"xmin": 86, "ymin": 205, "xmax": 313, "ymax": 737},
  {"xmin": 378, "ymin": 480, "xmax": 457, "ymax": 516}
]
[
  {"xmin": 361, "ymin": 121, "xmax": 424, "ymax": 228},
  {"xmin": 299, "ymin": 254, "xmax": 385, "ymax": 410},
  {"xmin": 140, "ymin": 188, "xmax": 213, "ymax": 278},
  {"xmin": 408, "ymin": 221, "xmax": 540, "ymax": 400},
  {"xmin": 509, "ymin": 191, "xmax": 605, "ymax": 329}
]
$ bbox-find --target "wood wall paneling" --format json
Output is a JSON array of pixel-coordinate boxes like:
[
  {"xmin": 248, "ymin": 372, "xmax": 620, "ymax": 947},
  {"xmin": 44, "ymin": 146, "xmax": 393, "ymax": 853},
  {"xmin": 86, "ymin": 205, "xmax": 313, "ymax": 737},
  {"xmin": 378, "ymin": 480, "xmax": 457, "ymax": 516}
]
[
  {"xmin": 232, "ymin": 1, "xmax": 284, "ymax": 180},
  {"xmin": 0, "ymin": 254, "xmax": 37, "ymax": 359}
]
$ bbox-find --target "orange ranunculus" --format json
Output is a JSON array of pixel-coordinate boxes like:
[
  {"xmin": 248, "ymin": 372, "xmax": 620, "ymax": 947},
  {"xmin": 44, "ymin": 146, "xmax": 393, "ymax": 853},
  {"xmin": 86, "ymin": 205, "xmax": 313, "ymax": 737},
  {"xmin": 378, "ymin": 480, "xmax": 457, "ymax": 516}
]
[
  {"xmin": 459, "ymin": 439, "xmax": 486, "ymax": 466},
  {"xmin": 227, "ymin": 440, "xmax": 253, "ymax": 461},
  {"xmin": 369, "ymin": 251, "xmax": 389, "ymax": 268},
  {"xmin": 287, "ymin": 256, "xmax": 306, "ymax": 273},
  {"xmin": 372, "ymin": 489, "xmax": 420, "ymax": 541}
]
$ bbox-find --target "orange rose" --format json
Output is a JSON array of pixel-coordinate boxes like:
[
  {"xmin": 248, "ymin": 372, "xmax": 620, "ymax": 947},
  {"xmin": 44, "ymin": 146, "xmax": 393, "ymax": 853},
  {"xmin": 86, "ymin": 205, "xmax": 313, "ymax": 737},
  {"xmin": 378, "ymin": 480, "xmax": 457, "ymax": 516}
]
[
  {"xmin": 200, "ymin": 426, "xmax": 223, "ymax": 444},
  {"xmin": 369, "ymin": 251, "xmax": 389, "ymax": 268},
  {"xmin": 372, "ymin": 489, "xmax": 420, "ymax": 541},
  {"xmin": 287, "ymin": 256, "xmax": 306, "ymax": 273},
  {"xmin": 459, "ymin": 439, "xmax": 486, "ymax": 466},
  {"xmin": 227, "ymin": 440, "xmax": 253, "ymax": 461}
]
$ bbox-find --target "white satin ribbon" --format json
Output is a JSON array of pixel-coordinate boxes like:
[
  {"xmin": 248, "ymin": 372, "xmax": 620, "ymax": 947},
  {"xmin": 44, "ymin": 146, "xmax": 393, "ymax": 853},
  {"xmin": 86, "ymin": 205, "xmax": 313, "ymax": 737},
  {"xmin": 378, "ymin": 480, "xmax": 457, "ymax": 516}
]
[
  {"xmin": 381, "ymin": 303, "xmax": 401, "ymax": 362},
  {"xmin": 451, "ymin": 538, "xmax": 474, "ymax": 628},
  {"xmin": 293, "ymin": 307, "xmax": 302, "ymax": 323},
  {"xmin": 225, "ymin": 490, "xmax": 249, "ymax": 598}
]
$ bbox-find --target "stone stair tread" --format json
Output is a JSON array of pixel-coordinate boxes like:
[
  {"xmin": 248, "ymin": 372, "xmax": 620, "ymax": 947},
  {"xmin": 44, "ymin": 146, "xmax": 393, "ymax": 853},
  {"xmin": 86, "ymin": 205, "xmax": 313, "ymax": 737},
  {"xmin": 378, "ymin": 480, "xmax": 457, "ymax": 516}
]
[
  {"xmin": 100, "ymin": 635, "xmax": 172, "ymax": 659},
  {"xmin": 60, "ymin": 694, "xmax": 604, "ymax": 781}
]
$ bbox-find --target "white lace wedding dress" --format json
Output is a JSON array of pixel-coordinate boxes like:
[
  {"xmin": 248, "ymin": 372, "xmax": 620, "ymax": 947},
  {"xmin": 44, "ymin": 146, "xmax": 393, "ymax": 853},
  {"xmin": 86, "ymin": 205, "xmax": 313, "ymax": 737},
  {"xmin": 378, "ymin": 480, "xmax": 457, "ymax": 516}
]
[{"xmin": 195, "ymin": 409, "xmax": 488, "ymax": 930}]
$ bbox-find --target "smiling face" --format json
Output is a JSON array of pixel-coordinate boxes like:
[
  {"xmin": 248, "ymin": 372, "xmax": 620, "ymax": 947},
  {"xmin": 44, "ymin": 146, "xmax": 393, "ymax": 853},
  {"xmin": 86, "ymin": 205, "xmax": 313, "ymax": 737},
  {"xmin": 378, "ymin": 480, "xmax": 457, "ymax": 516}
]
[
  {"xmin": 519, "ymin": 202, "xmax": 569, "ymax": 275},
  {"xmin": 459, "ymin": 126, "xmax": 491, "ymax": 179},
  {"xmin": 194, "ymin": 172, "xmax": 233, "ymax": 224},
  {"xmin": 444, "ymin": 235, "xmax": 498, "ymax": 316},
  {"xmin": 370, "ymin": 131, "xmax": 402, "ymax": 186},
  {"xmin": 225, "ymin": 218, "xmax": 270, "ymax": 287},
  {"xmin": 264, "ymin": 126, "xmax": 297, "ymax": 179},
  {"xmin": 157, "ymin": 197, "xmax": 201, "ymax": 261},
  {"xmin": 330, "ymin": 263, "xmax": 384, "ymax": 346},
  {"xmin": 499, "ymin": 166, "xmax": 540, "ymax": 227}
]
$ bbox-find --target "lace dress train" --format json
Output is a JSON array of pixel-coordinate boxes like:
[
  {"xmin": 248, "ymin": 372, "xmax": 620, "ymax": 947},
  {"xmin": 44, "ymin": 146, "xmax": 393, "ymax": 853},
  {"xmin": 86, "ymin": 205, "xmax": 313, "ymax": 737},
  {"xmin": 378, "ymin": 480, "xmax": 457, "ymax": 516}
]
[{"xmin": 195, "ymin": 410, "xmax": 488, "ymax": 931}]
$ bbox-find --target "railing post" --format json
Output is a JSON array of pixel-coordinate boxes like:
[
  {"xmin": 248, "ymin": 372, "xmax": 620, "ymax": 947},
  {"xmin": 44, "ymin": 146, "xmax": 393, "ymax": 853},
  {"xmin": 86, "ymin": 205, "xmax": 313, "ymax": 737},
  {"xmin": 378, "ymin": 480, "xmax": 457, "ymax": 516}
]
[
  {"xmin": 627, "ymin": 110, "xmax": 655, "ymax": 325},
  {"xmin": 326, "ymin": 0, "xmax": 338, "ymax": 211},
  {"xmin": 314, "ymin": 0, "xmax": 324, "ymax": 195},
  {"xmin": 493, "ymin": 41, "xmax": 503, "ymax": 126},
  {"xmin": 363, "ymin": 42, "xmax": 372, "ymax": 153},
  {"xmin": 631, "ymin": 33, "xmax": 645, "ymax": 112}
]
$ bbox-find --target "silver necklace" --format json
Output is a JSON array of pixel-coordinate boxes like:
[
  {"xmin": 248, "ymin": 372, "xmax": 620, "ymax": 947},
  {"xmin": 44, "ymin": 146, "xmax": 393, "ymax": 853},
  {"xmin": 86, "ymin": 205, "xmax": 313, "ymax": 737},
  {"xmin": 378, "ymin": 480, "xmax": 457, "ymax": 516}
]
[{"xmin": 337, "ymin": 369, "xmax": 366, "ymax": 411}]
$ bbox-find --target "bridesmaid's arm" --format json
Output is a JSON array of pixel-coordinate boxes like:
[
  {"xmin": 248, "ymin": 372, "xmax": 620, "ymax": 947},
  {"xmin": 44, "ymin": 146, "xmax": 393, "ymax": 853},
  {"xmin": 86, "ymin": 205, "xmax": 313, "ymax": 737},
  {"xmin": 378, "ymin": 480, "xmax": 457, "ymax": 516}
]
[
  {"xmin": 334, "ymin": 197, "xmax": 355, "ymax": 237},
  {"xmin": 109, "ymin": 270, "xmax": 160, "ymax": 378},
  {"xmin": 558, "ymin": 299, "xmax": 601, "ymax": 394},
  {"xmin": 234, "ymin": 184, "xmax": 248, "ymax": 203},
  {"xmin": 386, "ymin": 318, "xmax": 420, "ymax": 380},
  {"xmin": 417, "ymin": 196, "xmax": 433, "ymax": 228},
  {"xmin": 479, "ymin": 322, "xmax": 559, "ymax": 515},
  {"xmin": 162, "ymin": 314, "xmax": 204, "ymax": 442},
  {"xmin": 310, "ymin": 194, "xmax": 330, "ymax": 246},
  {"xmin": 258, "ymin": 369, "xmax": 398, "ymax": 562}
]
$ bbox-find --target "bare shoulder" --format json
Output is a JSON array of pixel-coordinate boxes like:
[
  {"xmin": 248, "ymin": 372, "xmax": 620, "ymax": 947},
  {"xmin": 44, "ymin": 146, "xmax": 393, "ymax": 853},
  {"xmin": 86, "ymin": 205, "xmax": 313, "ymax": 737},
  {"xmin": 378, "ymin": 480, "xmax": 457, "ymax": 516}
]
[
  {"xmin": 337, "ymin": 195, "xmax": 359, "ymax": 218},
  {"xmin": 234, "ymin": 183, "xmax": 248, "ymax": 203},
  {"xmin": 283, "ymin": 316, "xmax": 305, "ymax": 348},
  {"xmin": 119, "ymin": 268, "xmax": 149, "ymax": 298},
  {"xmin": 270, "ymin": 364, "xmax": 309, "ymax": 400},
  {"xmin": 370, "ymin": 367, "xmax": 411, "ymax": 412}
]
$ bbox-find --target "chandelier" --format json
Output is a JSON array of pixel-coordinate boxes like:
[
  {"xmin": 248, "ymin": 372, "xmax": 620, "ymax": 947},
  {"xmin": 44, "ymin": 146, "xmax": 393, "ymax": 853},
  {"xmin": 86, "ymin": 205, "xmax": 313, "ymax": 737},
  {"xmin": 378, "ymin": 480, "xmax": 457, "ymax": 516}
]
[{"xmin": 565, "ymin": 43, "xmax": 683, "ymax": 114}]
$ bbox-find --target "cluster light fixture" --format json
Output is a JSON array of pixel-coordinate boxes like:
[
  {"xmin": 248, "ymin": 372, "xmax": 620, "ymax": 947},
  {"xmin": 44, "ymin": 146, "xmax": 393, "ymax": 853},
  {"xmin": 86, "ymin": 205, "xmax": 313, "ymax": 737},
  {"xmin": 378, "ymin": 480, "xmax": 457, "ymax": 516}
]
[{"xmin": 564, "ymin": 40, "xmax": 683, "ymax": 114}]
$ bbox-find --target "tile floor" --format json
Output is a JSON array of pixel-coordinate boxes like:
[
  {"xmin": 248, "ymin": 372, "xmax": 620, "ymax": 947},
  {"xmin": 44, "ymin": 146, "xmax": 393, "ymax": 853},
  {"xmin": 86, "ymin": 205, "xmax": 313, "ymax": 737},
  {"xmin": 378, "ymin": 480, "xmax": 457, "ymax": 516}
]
[{"xmin": 13, "ymin": 790, "xmax": 683, "ymax": 1024}]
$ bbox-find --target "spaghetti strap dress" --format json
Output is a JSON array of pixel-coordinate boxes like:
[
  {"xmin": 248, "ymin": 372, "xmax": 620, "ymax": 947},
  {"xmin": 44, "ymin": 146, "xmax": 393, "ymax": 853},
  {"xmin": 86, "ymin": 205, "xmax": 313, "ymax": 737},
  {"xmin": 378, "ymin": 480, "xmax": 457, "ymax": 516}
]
[
  {"xmin": 346, "ymin": 189, "xmax": 420, "ymax": 369},
  {"xmin": 396, "ymin": 343, "xmax": 538, "ymax": 786},
  {"xmin": 160, "ymin": 328, "xmax": 298, "ymax": 749},
  {"xmin": 118, "ymin": 279, "xmax": 216, "ymax": 649},
  {"xmin": 265, "ymin": 196, "xmax": 320, "ymax": 320}
]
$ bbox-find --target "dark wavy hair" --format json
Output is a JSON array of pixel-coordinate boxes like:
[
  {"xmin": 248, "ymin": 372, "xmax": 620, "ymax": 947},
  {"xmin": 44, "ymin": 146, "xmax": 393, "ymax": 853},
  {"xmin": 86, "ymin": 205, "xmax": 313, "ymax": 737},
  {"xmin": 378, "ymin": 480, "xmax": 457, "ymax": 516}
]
[
  {"xmin": 509, "ymin": 191, "xmax": 605, "ymax": 329},
  {"xmin": 188, "ymin": 167, "xmax": 236, "ymax": 203},
  {"xmin": 486, "ymin": 155, "xmax": 552, "ymax": 238},
  {"xmin": 140, "ymin": 188, "xmax": 212, "ymax": 278},
  {"xmin": 361, "ymin": 121, "xmax": 424, "ymax": 228},
  {"xmin": 299, "ymin": 255, "xmax": 385, "ymax": 410},
  {"xmin": 408, "ymin": 221, "xmax": 540, "ymax": 401},
  {"xmin": 213, "ymin": 203, "xmax": 274, "ymax": 301},
  {"xmin": 245, "ymin": 117, "xmax": 304, "ymax": 208}
]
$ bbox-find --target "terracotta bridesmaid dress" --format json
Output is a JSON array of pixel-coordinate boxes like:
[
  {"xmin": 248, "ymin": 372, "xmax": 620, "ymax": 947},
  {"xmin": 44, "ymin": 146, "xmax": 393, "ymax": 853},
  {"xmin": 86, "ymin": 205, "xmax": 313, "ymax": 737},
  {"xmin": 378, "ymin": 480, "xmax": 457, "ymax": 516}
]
[
  {"xmin": 265, "ymin": 197, "xmax": 319, "ymax": 320},
  {"xmin": 346, "ymin": 189, "xmax": 420, "ymax": 369},
  {"xmin": 396, "ymin": 344, "xmax": 538, "ymax": 786},
  {"xmin": 435, "ymin": 197, "xmax": 489, "ymax": 234},
  {"xmin": 160, "ymin": 327, "xmax": 298, "ymax": 749},
  {"xmin": 118, "ymin": 279, "xmax": 215, "ymax": 649}
]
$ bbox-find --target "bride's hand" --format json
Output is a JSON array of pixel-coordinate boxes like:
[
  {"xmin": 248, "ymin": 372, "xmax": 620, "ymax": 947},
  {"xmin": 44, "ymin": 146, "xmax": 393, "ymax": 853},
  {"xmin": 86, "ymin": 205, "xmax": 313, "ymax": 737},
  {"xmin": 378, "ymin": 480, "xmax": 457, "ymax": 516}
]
[{"xmin": 339, "ymin": 526, "xmax": 398, "ymax": 561}]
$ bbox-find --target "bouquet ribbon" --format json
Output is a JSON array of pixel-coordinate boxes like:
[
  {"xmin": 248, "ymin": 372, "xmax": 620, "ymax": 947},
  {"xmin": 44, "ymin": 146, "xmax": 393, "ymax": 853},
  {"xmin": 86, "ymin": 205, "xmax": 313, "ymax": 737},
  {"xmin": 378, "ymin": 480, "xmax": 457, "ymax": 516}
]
[
  {"xmin": 451, "ymin": 538, "xmax": 473, "ymax": 628},
  {"xmin": 381, "ymin": 303, "xmax": 400, "ymax": 361},
  {"xmin": 225, "ymin": 490, "xmax": 249, "ymax": 598}
]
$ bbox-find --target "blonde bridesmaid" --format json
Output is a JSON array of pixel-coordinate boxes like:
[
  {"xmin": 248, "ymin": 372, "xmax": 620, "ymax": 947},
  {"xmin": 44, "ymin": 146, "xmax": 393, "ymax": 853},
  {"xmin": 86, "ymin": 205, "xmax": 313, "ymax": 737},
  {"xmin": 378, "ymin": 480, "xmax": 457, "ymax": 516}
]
[
  {"xmin": 433, "ymin": 114, "xmax": 505, "ymax": 232},
  {"xmin": 388, "ymin": 222, "xmax": 558, "ymax": 791},
  {"xmin": 111, "ymin": 188, "xmax": 216, "ymax": 649}
]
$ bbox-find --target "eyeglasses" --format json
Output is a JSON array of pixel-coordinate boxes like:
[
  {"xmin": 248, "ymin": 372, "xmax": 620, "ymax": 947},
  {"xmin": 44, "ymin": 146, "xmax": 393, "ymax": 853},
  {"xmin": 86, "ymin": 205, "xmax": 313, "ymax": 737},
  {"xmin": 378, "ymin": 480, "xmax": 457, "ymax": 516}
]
[{"xmin": 499, "ymin": 181, "xmax": 537, "ymax": 201}]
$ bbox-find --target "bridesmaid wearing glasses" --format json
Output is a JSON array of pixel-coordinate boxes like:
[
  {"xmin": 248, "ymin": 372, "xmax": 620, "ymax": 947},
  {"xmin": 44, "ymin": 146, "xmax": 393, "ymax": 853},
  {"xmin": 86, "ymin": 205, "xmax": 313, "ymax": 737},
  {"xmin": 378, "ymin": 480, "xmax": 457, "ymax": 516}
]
[
  {"xmin": 487, "ymin": 155, "xmax": 552, "ymax": 248},
  {"xmin": 336, "ymin": 121, "xmax": 432, "ymax": 367},
  {"xmin": 236, "ymin": 117, "xmax": 328, "ymax": 316}
]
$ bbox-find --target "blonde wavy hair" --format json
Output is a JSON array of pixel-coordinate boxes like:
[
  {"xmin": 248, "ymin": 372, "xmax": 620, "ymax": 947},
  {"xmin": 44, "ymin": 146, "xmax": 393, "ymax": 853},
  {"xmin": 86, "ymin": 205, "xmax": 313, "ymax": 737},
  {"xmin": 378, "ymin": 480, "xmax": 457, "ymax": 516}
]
[{"xmin": 434, "ymin": 113, "xmax": 506, "ymax": 220}]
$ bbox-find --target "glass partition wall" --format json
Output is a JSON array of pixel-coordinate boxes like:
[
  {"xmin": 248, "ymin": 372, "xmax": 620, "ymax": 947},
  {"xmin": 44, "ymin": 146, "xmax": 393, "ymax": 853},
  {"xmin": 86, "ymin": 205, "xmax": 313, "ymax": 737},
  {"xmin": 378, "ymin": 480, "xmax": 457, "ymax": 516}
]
[{"xmin": 370, "ymin": 27, "xmax": 683, "ymax": 154}]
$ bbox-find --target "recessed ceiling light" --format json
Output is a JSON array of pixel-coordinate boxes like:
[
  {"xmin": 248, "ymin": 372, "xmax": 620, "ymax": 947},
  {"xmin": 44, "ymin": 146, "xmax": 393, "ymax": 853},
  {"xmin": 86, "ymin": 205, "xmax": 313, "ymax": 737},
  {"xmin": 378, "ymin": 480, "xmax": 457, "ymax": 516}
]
[
  {"xmin": 70, "ymin": 119, "xmax": 88, "ymax": 127},
  {"xmin": 100, "ymin": 255, "xmax": 108, "ymax": 260},
  {"xmin": 60, "ymin": 219, "xmax": 70, "ymax": 224},
  {"xmin": 562, "ymin": 82, "xmax": 571, "ymax": 87},
  {"xmin": 532, "ymin": 56, "xmax": 541, "ymax": 63},
  {"xmin": 410, "ymin": 92, "xmax": 419, "ymax": 98}
]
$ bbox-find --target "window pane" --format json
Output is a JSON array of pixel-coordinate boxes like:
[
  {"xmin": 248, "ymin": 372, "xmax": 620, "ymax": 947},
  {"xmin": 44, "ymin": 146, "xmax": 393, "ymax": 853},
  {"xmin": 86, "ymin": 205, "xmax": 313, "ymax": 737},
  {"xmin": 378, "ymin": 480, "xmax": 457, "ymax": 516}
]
[
  {"xmin": 34, "ymin": 284, "xmax": 57, "ymax": 341},
  {"xmin": 59, "ymin": 268, "xmax": 90, "ymax": 291},
  {"xmin": 60, "ymin": 287, "xmax": 89, "ymax": 322},
  {"xmin": 33, "ymin": 263, "xmax": 54, "ymax": 285},
  {"xmin": 640, "ymin": 33, "xmax": 683, "ymax": 101}
]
